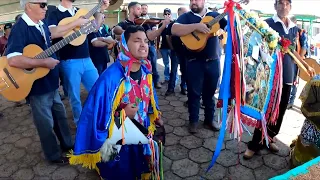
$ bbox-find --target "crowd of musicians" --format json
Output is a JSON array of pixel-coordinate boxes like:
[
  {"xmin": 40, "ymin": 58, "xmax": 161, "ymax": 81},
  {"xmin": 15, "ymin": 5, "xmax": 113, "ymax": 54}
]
[{"xmin": 0, "ymin": 0, "xmax": 317, "ymax": 177}]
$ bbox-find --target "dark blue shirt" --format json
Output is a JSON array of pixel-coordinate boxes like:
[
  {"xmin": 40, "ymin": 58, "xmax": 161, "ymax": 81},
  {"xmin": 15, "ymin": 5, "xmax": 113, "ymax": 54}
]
[
  {"xmin": 176, "ymin": 11, "xmax": 227, "ymax": 60},
  {"xmin": 48, "ymin": 7, "xmax": 90, "ymax": 60},
  {"xmin": 88, "ymin": 27, "xmax": 110, "ymax": 65},
  {"xmin": 158, "ymin": 23, "xmax": 169, "ymax": 49},
  {"xmin": 265, "ymin": 17, "xmax": 299, "ymax": 84},
  {"xmin": 5, "ymin": 14, "xmax": 59, "ymax": 96},
  {"xmin": 167, "ymin": 21, "xmax": 185, "ymax": 54}
]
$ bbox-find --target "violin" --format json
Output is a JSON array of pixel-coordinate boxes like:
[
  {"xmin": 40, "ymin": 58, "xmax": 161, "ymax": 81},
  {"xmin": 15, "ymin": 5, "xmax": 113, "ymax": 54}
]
[{"xmin": 134, "ymin": 17, "xmax": 165, "ymax": 26}]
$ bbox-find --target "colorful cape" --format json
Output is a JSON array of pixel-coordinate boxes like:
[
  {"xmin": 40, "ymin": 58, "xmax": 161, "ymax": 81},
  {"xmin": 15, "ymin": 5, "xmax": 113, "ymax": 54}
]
[{"xmin": 68, "ymin": 61, "xmax": 161, "ymax": 170}]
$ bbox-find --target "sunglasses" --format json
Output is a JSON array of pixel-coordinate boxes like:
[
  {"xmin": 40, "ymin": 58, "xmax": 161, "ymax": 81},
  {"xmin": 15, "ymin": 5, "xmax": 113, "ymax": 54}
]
[
  {"xmin": 164, "ymin": 13, "xmax": 171, "ymax": 16},
  {"xmin": 29, "ymin": 2, "xmax": 48, "ymax": 9}
]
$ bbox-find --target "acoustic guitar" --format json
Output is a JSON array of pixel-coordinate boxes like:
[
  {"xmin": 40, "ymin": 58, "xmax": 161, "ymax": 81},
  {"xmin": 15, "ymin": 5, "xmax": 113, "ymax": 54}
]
[
  {"xmin": 58, "ymin": 0, "xmax": 103, "ymax": 46},
  {"xmin": 180, "ymin": 12, "xmax": 227, "ymax": 51},
  {"xmin": 0, "ymin": 21, "xmax": 97, "ymax": 102},
  {"xmin": 299, "ymin": 58, "xmax": 320, "ymax": 81}
]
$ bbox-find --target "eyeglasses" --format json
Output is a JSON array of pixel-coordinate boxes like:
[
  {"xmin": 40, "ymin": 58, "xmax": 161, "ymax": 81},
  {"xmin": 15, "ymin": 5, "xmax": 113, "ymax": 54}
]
[
  {"xmin": 164, "ymin": 13, "xmax": 171, "ymax": 16},
  {"xmin": 29, "ymin": 2, "xmax": 48, "ymax": 9}
]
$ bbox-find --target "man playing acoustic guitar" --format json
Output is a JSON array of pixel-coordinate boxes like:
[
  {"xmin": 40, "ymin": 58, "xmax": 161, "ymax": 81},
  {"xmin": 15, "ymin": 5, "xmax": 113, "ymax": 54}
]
[
  {"xmin": 48, "ymin": 0, "xmax": 99, "ymax": 126},
  {"xmin": 171, "ymin": 0, "xmax": 227, "ymax": 133},
  {"xmin": 5, "ymin": 0, "xmax": 73, "ymax": 164}
]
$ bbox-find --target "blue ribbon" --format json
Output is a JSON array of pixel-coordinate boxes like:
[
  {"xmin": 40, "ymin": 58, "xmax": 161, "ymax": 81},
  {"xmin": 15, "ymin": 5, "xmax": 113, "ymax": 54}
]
[{"xmin": 206, "ymin": 14, "xmax": 233, "ymax": 172}]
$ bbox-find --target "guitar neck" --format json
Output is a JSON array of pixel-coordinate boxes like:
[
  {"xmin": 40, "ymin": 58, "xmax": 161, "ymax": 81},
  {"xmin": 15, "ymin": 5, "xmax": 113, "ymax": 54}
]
[
  {"xmin": 34, "ymin": 31, "xmax": 82, "ymax": 59},
  {"xmin": 208, "ymin": 12, "xmax": 228, "ymax": 28},
  {"xmin": 84, "ymin": 1, "xmax": 103, "ymax": 19}
]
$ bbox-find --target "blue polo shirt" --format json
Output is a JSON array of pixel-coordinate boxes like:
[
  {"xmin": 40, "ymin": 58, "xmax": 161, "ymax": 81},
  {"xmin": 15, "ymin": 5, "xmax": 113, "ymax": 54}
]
[
  {"xmin": 5, "ymin": 13, "xmax": 59, "ymax": 96},
  {"xmin": 47, "ymin": 5, "xmax": 90, "ymax": 60},
  {"xmin": 88, "ymin": 27, "xmax": 110, "ymax": 65},
  {"xmin": 176, "ymin": 11, "xmax": 227, "ymax": 60},
  {"xmin": 265, "ymin": 15, "xmax": 298, "ymax": 84}
]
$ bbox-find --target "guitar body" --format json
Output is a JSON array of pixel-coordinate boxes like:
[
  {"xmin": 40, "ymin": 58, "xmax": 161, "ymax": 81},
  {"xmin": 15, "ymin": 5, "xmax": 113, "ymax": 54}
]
[
  {"xmin": 0, "ymin": 45, "xmax": 49, "ymax": 102},
  {"xmin": 58, "ymin": 9, "xmax": 95, "ymax": 46},
  {"xmin": 299, "ymin": 58, "xmax": 320, "ymax": 81},
  {"xmin": 180, "ymin": 16, "xmax": 220, "ymax": 52}
]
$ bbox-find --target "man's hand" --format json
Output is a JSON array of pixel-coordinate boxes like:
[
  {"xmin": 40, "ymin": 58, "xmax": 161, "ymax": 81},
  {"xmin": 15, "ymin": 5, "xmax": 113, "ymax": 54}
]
[
  {"xmin": 307, "ymin": 66, "xmax": 316, "ymax": 77},
  {"xmin": 76, "ymin": 17, "xmax": 89, "ymax": 26},
  {"xmin": 196, "ymin": 23, "xmax": 210, "ymax": 33},
  {"xmin": 161, "ymin": 15, "xmax": 171, "ymax": 27},
  {"xmin": 124, "ymin": 103, "xmax": 139, "ymax": 119},
  {"xmin": 43, "ymin": 58, "xmax": 59, "ymax": 69}
]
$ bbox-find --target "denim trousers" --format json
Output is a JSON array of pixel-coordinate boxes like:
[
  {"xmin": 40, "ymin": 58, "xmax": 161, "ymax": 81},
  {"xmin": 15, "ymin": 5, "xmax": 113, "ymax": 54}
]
[
  {"xmin": 176, "ymin": 52, "xmax": 187, "ymax": 90},
  {"xmin": 160, "ymin": 49, "xmax": 179, "ymax": 83},
  {"xmin": 60, "ymin": 57, "xmax": 99, "ymax": 124},
  {"xmin": 148, "ymin": 45, "xmax": 159, "ymax": 84},
  {"xmin": 187, "ymin": 59, "xmax": 220, "ymax": 124},
  {"xmin": 29, "ymin": 89, "xmax": 73, "ymax": 161}
]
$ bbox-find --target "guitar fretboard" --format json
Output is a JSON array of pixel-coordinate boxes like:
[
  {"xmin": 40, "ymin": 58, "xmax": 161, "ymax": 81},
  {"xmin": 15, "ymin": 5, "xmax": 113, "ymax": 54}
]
[
  {"xmin": 34, "ymin": 31, "xmax": 82, "ymax": 59},
  {"xmin": 84, "ymin": 0, "xmax": 103, "ymax": 19},
  {"xmin": 207, "ymin": 12, "xmax": 228, "ymax": 28}
]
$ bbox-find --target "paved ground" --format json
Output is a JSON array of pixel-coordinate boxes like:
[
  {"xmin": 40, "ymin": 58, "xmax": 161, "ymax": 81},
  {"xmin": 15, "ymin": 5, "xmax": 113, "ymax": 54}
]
[{"xmin": 0, "ymin": 60, "xmax": 306, "ymax": 180}]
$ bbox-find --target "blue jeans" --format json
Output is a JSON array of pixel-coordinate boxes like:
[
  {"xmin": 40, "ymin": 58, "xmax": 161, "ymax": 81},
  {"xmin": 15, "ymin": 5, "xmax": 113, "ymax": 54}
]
[
  {"xmin": 29, "ymin": 89, "xmax": 73, "ymax": 161},
  {"xmin": 160, "ymin": 49, "xmax": 179, "ymax": 82},
  {"xmin": 176, "ymin": 52, "xmax": 187, "ymax": 90},
  {"xmin": 60, "ymin": 58, "xmax": 99, "ymax": 124},
  {"xmin": 187, "ymin": 59, "xmax": 220, "ymax": 123},
  {"xmin": 148, "ymin": 45, "xmax": 159, "ymax": 84},
  {"xmin": 289, "ymin": 64, "xmax": 299, "ymax": 105},
  {"xmin": 167, "ymin": 50, "xmax": 181, "ymax": 91}
]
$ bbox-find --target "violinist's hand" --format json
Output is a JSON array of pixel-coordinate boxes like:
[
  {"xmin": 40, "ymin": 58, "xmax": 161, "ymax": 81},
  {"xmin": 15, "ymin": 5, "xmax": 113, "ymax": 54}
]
[
  {"xmin": 307, "ymin": 66, "xmax": 316, "ymax": 77},
  {"xmin": 162, "ymin": 15, "xmax": 171, "ymax": 26}
]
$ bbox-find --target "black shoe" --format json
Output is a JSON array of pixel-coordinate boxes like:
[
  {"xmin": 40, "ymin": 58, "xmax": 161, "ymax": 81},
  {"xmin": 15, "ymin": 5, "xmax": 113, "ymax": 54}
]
[
  {"xmin": 183, "ymin": 100, "xmax": 188, "ymax": 107},
  {"xmin": 203, "ymin": 122, "xmax": 220, "ymax": 131},
  {"xmin": 155, "ymin": 82, "xmax": 162, "ymax": 89},
  {"xmin": 165, "ymin": 90, "xmax": 175, "ymax": 96},
  {"xmin": 180, "ymin": 88, "xmax": 187, "ymax": 95},
  {"xmin": 51, "ymin": 156, "xmax": 69, "ymax": 165},
  {"xmin": 188, "ymin": 123, "xmax": 198, "ymax": 133}
]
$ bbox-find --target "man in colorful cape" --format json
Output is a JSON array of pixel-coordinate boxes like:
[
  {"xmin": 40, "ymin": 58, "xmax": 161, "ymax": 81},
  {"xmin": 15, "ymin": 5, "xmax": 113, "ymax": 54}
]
[{"xmin": 69, "ymin": 25, "xmax": 164, "ymax": 180}]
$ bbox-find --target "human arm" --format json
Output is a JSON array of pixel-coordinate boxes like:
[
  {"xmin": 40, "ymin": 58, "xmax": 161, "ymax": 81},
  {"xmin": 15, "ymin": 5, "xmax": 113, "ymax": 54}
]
[
  {"xmin": 292, "ymin": 50, "xmax": 315, "ymax": 77},
  {"xmin": 5, "ymin": 25, "xmax": 59, "ymax": 69},
  {"xmin": 48, "ymin": 12, "xmax": 89, "ymax": 39},
  {"xmin": 171, "ymin": 13, "xmax": 210, "ymax": 36},
  {"xmin": 299, "ymin": 31, "xmax": 308, "ymax": 57}
]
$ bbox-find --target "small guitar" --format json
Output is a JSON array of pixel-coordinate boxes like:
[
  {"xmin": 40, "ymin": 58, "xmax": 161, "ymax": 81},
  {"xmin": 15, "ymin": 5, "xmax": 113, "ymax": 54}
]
[
  {"xmin": 58, "ymin": 0, "xmax": 104, "ymax": 46},
  {"xmin": 180, "ymin": 12, "xmax": 227, "ymax": 52},
  {"xmin": 0, "ymin": 21, "xmax": 97, "ymax": 102},
  {"xmin": 299, "ymin": 58, "xmax": 320, "ymax": 81}
]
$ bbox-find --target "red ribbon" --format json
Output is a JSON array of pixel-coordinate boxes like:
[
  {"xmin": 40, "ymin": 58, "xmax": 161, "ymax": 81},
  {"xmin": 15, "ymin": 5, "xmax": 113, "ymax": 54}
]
[{"xmin": 225, "ymin": 0, "xmax": 242, "ymax": 134}]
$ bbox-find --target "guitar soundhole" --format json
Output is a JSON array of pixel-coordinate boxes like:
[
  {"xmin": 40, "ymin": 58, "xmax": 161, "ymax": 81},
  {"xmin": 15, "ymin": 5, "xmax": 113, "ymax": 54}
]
[{"xmin": 24, "ymin": 68, "xmax": 36, "ymax": 74}]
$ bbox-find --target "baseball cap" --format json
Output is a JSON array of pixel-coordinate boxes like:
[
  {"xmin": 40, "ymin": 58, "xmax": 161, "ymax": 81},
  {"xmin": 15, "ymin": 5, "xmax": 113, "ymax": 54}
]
[
  {"xmin": 4, "ymin": 23, "xmax": 12, "ymax": 30},
  {"xmin": 163, "ymin": 8, "xmax": 171, "ymax": 14}
]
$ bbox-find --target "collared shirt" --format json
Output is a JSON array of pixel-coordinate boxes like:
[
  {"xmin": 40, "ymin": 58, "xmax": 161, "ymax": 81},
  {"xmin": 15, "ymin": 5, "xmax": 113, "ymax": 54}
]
[
  {"xmin": 57, "ymin": 4, "xmax": 76, "ymax": 16},
  {"xmin": 272, "ymin": 14, "xmax": 296, "ymax": 34},
  {"xmin": 48, "ymin": 5, "xmax": 90, "ymax": 60},
  {"xmin": 88, "ymin": 27, "xmax": 111, "ymax": 65},
  {"xmin": 5, "ymin": 13, "xmax": 59, "ymax": 96},
  {"xmin": 175, "ymin": 10, "xmax": 227, "ymax": 60},
  {"xmin": 266, "ymin": 15, "xmax": 299, "ymax": 84}
]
